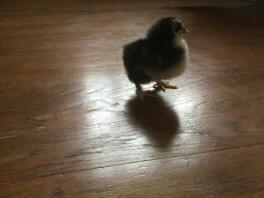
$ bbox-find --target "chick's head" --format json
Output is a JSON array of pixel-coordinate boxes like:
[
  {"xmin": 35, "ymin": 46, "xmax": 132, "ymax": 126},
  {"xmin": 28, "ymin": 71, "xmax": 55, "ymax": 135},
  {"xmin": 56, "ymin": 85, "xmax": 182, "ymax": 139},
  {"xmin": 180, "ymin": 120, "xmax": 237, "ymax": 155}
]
[{"xmin": 147, "ymin": 17, "xmax": 188, "ymax": 43}]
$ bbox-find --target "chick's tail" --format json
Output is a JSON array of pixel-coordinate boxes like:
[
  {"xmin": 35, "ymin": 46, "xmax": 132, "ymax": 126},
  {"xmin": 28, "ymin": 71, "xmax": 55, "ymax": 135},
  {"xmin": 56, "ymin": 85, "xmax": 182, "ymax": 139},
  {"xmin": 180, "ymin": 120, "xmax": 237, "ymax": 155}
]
[{"xmin": 122, "ymin": 42, "xmax": 151, "ymax": 84}]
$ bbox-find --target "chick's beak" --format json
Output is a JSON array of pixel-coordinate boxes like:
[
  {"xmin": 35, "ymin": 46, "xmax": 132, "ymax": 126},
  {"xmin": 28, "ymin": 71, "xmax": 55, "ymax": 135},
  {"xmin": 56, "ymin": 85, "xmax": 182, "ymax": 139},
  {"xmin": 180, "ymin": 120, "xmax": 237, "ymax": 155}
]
[{"xmin": 182, "ymin": 27, "xmax": 189, "ymax": 33}]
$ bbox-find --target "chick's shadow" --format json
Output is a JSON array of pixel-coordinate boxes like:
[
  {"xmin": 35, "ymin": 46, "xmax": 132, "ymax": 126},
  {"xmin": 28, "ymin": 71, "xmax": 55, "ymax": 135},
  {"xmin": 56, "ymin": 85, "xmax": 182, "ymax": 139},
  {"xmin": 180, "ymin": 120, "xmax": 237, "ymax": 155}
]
[{"xmin": 126, "ymin": 96, "xmax": 180, "ymax": 147}]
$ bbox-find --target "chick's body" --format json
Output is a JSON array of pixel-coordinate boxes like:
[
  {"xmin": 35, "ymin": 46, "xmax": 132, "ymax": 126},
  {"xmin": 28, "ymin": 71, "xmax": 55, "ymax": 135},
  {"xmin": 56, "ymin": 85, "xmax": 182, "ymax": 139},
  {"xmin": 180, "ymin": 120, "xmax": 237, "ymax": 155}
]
[{"xmin": 123, "ymin": 17, "xmax": 188, "ymax": 97}]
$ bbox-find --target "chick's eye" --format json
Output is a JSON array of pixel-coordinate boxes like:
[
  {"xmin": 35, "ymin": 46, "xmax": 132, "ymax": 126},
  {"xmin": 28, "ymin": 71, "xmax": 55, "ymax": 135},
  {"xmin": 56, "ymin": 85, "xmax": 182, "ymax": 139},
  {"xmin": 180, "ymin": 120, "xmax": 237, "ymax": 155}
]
[
  {"xmin": 178, "ymin": 23, "xmax": 183, "ymax": 29},
  {"xmin": 175, "ymin": 22, "xmax": 182, "ymax": 31}
]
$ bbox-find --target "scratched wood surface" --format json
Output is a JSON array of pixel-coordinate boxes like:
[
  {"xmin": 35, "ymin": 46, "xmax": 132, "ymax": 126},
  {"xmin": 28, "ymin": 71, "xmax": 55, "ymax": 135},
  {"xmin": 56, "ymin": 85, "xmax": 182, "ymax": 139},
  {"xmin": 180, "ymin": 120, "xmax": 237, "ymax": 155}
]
[{"xmin": 0, "ymin": 0, "xmax": 264, "ymax": 197}]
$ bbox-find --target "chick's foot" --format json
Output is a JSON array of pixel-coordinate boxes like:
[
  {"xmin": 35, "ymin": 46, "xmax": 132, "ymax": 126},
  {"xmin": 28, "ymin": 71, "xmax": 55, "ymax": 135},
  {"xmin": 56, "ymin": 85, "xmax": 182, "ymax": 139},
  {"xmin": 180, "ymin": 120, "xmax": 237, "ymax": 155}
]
[{"xmin": 153, "ymin": 81, "xmax": 178, "ymax": 92}]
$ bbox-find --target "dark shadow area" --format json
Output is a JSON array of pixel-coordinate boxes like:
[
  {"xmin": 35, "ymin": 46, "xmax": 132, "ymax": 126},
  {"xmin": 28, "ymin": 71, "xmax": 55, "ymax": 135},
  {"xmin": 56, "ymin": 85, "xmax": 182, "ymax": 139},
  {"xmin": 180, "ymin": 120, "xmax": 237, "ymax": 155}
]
[{"xmin": 126, "ymin": 96, "xmax": 180, "ymax": 147}]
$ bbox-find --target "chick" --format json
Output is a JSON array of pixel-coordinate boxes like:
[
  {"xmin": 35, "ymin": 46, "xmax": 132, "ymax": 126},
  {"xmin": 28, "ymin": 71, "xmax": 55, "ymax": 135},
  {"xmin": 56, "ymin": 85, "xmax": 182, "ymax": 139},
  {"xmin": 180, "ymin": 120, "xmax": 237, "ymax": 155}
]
[{"xmin": 123, "ymin": 17, "xmax": 189, "ymax": 98}]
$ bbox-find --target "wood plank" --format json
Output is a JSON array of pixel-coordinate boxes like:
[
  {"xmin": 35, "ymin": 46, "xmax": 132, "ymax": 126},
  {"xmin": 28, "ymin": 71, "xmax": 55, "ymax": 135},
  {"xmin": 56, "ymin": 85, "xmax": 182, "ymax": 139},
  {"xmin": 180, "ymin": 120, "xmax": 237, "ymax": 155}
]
[
  {"xmin": 1, "ymin": 145, "xmax": 264, "ymax": 197},
  {"xmin": 0, "ymin": 0, "xmax": 264, "ymax": 197}
]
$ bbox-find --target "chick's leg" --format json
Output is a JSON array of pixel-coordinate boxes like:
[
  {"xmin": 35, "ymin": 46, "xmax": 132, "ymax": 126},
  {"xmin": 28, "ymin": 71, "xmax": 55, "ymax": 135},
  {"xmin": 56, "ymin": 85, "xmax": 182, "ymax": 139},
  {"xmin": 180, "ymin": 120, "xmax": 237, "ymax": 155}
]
[
  {"xmin": 153, "ymin": 81, "xmax": 178, "ymax": 92},
  {"xmin": 135, "ymin": 84, "xmax": 157, "ymax": 99}
]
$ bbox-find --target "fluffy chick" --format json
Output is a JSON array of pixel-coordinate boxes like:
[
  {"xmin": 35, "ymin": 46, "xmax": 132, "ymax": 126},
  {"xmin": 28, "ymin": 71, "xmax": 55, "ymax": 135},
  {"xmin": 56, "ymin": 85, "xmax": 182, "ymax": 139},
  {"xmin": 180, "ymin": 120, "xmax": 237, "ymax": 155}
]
[{"xmin": 123, "ymin": 17, "xmax": 189, "ymax": 98}]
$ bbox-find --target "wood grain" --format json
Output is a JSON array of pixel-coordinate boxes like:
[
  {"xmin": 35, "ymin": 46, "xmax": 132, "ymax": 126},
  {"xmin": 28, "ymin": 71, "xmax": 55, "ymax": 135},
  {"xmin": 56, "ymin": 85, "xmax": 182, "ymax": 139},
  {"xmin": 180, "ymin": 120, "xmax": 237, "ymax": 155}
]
[{"xmin": 0, "ymin": 0, "xmax": 264, "ymax": 197}]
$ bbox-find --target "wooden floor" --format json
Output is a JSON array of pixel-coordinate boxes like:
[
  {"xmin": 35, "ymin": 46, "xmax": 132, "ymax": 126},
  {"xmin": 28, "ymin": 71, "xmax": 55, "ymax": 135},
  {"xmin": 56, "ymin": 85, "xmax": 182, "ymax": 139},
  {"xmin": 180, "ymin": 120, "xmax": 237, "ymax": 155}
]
[{"xmin": 0, "ymin": 0, "xmax": 264, "ymax": 197}]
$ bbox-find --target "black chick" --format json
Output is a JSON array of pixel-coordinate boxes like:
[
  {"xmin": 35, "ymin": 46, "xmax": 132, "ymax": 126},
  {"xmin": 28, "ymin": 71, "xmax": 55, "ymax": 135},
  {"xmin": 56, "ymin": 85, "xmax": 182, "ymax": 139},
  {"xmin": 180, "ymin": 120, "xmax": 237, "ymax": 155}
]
[{"xmin": 123, "ymin": 17, "xmax": 189, "ymax": 98}]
